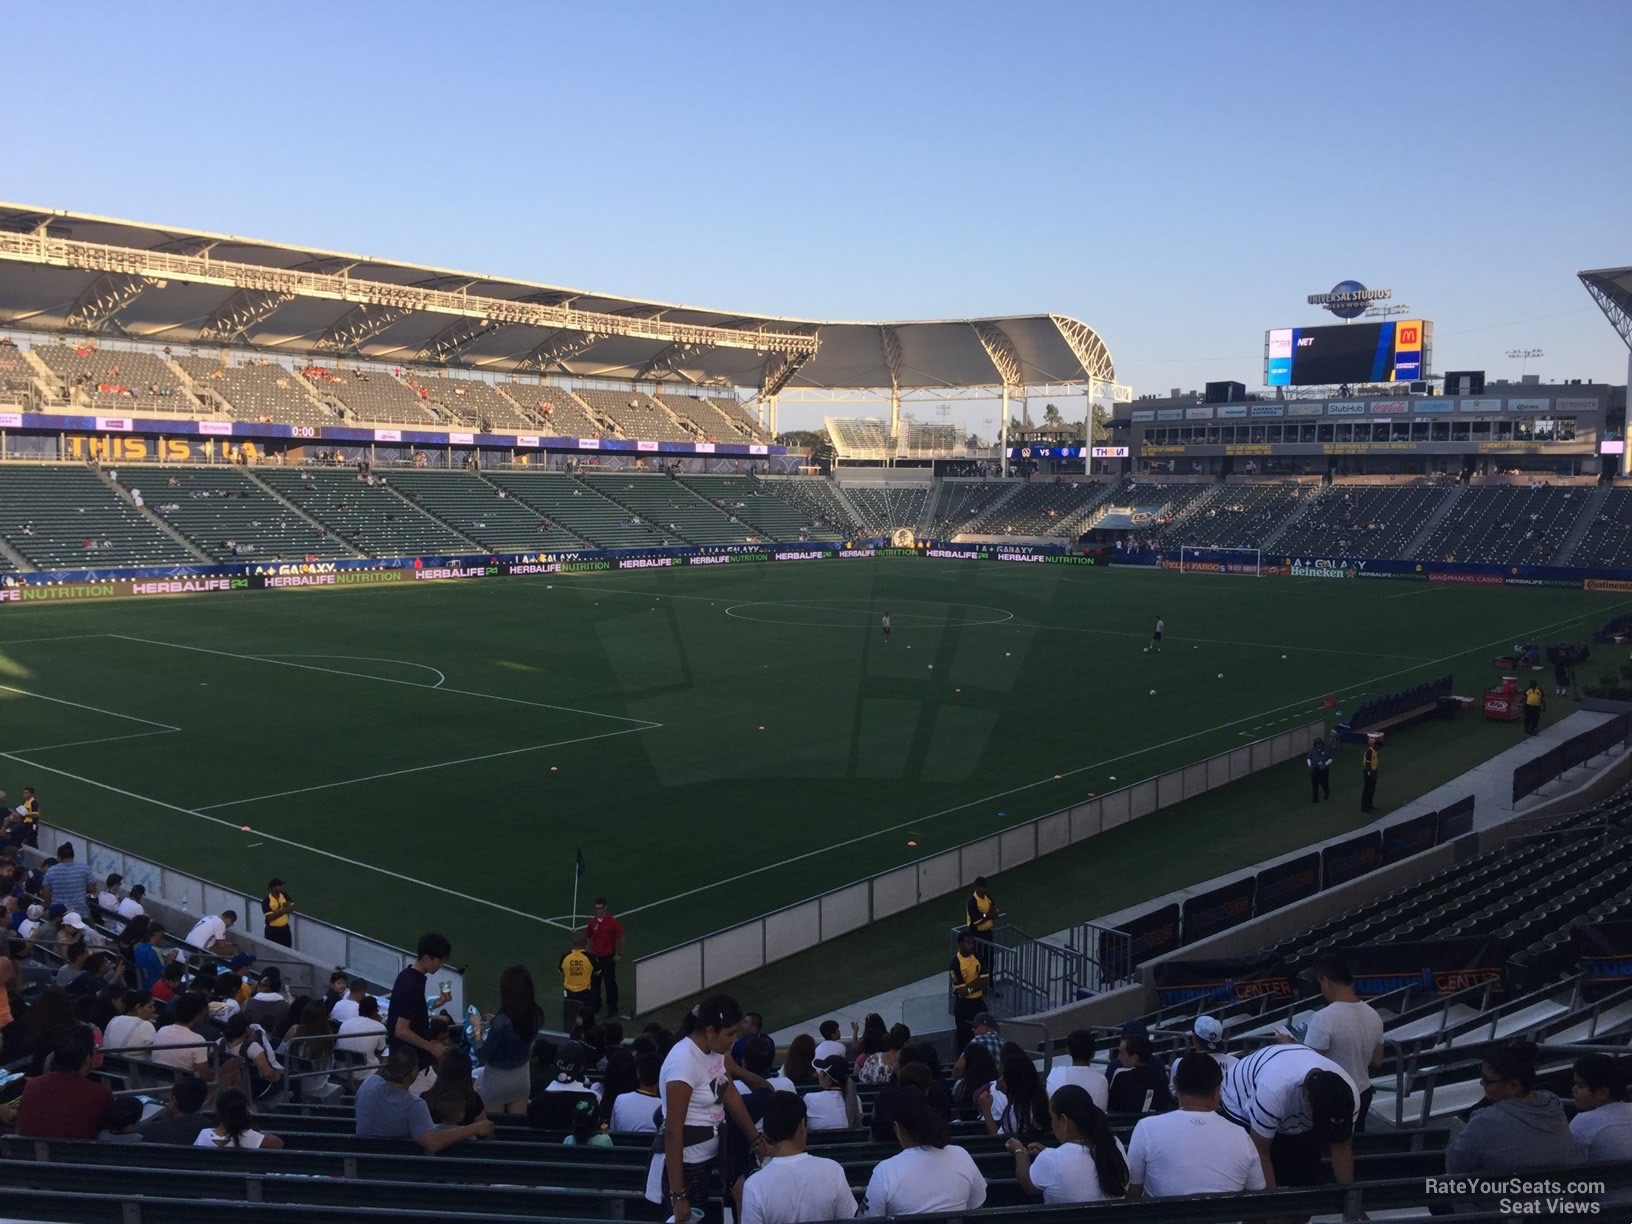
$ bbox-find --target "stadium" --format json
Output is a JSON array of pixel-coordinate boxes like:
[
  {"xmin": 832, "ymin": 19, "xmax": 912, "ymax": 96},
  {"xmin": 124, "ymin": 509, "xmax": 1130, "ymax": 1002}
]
[{"xmin": 3, "ymin": 9, "xmax": 1632, "ymax": 1221}]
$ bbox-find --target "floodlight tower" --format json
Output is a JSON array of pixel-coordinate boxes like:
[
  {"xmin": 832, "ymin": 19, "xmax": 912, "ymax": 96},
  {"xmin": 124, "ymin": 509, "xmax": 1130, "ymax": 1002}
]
[{"xmin": 1506, "ymin": 348, "xmax": 1544, "ymax": 378}]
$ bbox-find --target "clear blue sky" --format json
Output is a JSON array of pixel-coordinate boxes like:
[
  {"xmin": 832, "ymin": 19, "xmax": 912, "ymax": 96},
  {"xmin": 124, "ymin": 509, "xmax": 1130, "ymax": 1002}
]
[{"xmin": 5, "ymin": 1, "xmax": 1630, "ymax": 433}]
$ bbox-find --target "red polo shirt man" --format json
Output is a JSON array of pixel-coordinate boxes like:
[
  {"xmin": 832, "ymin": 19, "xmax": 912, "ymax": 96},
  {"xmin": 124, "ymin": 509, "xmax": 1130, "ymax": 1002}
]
[{"xmin": 584, "ymin": 898, "xmax": 626, "ymax": 1018}]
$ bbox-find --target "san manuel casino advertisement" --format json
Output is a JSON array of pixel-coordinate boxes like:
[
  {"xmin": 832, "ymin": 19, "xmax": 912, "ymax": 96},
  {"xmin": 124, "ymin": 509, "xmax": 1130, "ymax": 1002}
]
[{"xmin": 1264, "ymin": 319, "xmax": 1432, "ymax": 387}]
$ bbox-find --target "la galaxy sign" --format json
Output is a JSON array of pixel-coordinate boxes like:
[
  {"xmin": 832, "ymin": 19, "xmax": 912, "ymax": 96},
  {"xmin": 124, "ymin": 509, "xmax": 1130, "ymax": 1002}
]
[{"xmin": 1307, "ymin": 280, "xmax": 1392, "ymax": 320}]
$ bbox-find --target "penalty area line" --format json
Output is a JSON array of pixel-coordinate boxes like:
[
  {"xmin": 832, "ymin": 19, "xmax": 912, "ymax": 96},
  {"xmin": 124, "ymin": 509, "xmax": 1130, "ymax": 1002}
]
[
  {"xmin": 0, "ymin": 683, "xmax": 181, "ymax": 732},
  {"xmin": 0, "ymin": 749, "xmax": 576, "ymax": 933}
]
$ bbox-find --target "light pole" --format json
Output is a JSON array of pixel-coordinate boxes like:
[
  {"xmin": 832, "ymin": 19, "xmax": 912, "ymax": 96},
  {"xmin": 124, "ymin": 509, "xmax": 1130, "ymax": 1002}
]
[{"xmin": 1506, "ymin": 348, "xmax": 1543, "ymax": 378}]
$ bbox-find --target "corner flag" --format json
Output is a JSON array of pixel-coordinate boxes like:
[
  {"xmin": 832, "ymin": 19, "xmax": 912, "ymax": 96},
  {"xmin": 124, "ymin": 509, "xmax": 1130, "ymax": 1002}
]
[{"xmin": 575, "ymin": 848, "xmax": 587, "ymax": 880}]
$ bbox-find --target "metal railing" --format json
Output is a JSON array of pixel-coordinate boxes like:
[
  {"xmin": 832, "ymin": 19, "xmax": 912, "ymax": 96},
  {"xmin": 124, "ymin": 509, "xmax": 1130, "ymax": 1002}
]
[{"xmin": 947, "ymin": 921, "xmax": 1135, "ymax": 1020}]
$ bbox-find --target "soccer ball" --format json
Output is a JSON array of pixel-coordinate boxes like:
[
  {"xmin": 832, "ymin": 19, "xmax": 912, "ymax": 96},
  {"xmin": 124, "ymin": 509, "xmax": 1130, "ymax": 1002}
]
[
  {"xmin": 1218, "ymin": 673, "xmax": 1224, "ymax": 679},
  {"xmin": 928, "ymin": 664, "xmax": 934, "ymax": 669},
  {"xmin": 1142, "ymin": 647, "xmax": 1149, "ymax": 653},
  {"xmin": 1149, "ymin": 688, "xmax": 1157, "ymax": 696}
]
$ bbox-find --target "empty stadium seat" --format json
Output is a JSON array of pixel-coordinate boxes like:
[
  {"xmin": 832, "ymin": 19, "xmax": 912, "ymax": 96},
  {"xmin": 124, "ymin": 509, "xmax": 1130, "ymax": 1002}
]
[
  {"xmin": 33, "ymin": 344, "xmax": 198, "ymax": 414},
  {"xmin": 580, "ymin": 473, "xmax": 765, "ymax": 545},
  {"xmin": 298, "ymin": 365, "xmax": 438, "ymax": 425},
  {"xmin": 382, "ymin": 469, "xmax": 590, "ymax": 551},
  {"xmin": 1417, "ymin": 486, "xmax": 1587, "ymax": 564},
  {"xmin": 147, "ymin": 467, "xmax": 354, "ymax": 562},
  {"xmin": 679, "ymin": 475, "xmax": 837, "ymax": 540},
  {"xmin": 176, "ymin": 357, "xmax": 337, "ymax": 428},
  {"xmin": 572, "ymin": 390, "xmax": 689, "ymax": 442},
  {"xmin": 1277, "ymin": 484, "xmax": 1455, "ymax": 559},
  {"xmin": 0, "ymin": 465, "xmax": 197, "ymax": 569},
  {"xmin": 255, "ymin": 467, "xmax": 474, "ymax": 556},
  {"xmin": 842, "ymin": 485, "xmax": 930, "ymax": 535}
]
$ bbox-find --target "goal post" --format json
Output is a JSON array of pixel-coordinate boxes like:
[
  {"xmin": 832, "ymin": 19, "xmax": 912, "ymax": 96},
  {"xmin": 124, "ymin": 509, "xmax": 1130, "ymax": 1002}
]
[{"xmin": 1178, "ymin": 544, "xmax": 1264, "ymax": 576}]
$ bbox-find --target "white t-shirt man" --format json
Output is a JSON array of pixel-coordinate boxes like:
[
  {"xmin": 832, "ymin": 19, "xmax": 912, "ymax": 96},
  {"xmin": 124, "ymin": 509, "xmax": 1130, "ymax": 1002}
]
[
  {"xmin": 1572, "ymin": 1102, "xmax": 1632, "ymax": 1161},
  {"xmin": 104, "ymin": 1014, "xmax": 157, "ymax": 1052},
  {"xmin": 1027, "ymin": 1137, "xmax": 1127, "ymax": 1204},
  {"xmin": 336, "ymin": 1016, "xmax": 388, "ymax": 1059},
  {"xmin": 116, "ymin": 896, "xmax": 146, "ymax": 923},
  {"xmin": 329, "ymin": 995, "xmax": 362, "ymax": 1025},
  {"xmin": 861, "ymin": 1145, "xmax": 986, "ymax": 1216},
  {"xmin": 96, "ymin": 890, "xmax": 123, "ymax": 930},
  {"xmin": 742, "ymin": 1151, "xmax": 858, "ymax": 1224},
  {"xmin": 1127, "ymin": 1109, "xmax": 1266, "ymax": 1197},
  {"xmin": 610, "ymin": 1090, "xmax": 661, "ymax": 1134},
  {"xmin": 1167, "ymin": 1050, "xmax": 1237, "ymax": 1100},
  {"xmin": 814, "ymin": 1040, "xmax": 847, "ymax": 1063},
  {"xmin": 1045, "ymin": 1064, "xmax": 1110, "ymax": 1112},
  {"xmin": 185, "ymin": 915, "xmax": 229, "ymax": 950},
  {"xmin": 149, "ymin": 1024, "xmax": 211, "ymax": 1074},
  {"xmin": 1302, "ymin": 1001, "xmax": 1384, "ymax": 1092},
  {"xmin": 1221, "ymin": 1046, "xmax": 1359, "ymax": 1139}
]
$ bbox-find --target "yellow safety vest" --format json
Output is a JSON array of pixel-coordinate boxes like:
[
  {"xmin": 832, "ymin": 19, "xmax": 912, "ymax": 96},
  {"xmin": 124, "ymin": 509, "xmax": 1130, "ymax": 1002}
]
[
  {"xmin": 968, "ymin": 892, "xmax": 995, "ymax": 932},
  {"xmin": 561, "ymin": 951, "xmax": 595, "ymax": 994}
]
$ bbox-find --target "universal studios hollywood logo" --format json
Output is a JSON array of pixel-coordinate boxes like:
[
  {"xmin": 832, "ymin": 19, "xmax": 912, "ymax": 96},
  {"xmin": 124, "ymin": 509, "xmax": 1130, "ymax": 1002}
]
[{"xmin": 1307, "ymin": 281, "xmax": 1392, "ymax": 320}]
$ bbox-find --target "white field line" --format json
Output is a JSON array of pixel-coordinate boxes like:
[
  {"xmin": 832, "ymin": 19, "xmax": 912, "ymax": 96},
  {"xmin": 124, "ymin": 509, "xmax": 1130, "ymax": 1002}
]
[
  {"xmin": 3, "ymin": 728, "xmax": 180, "ymax": 754},
  {"xmin": 0, "ymin": 749, "xmax": 575, "ymax": 933},
  {"xmin": 0, "ymin": 634, "xmax": 107, "ymax": 646},
  {"xmin": 0, "ymin": 683, "xmax": 180, "ymax": 731},
  {"xmin": 257, "ymin": 654, "xmax": 447, "ymax": 688},
  {"xmin": 620, "ymin": 597, "xmax": 1632, "ymax": 919},
  {"xmin": 107, "ymin": 634, "xmax": 659, "ymax": 728},
  {"xmin": 999, "ymin": 621, "xmax": 1430, "ymax": 661},
  {"xmin": 197, "ymin": 724, "xmax": 653, "ymax": 811},
  {"xmin": 1386, "ymin": 584, "xmax": 1459, "ymax": 599}
]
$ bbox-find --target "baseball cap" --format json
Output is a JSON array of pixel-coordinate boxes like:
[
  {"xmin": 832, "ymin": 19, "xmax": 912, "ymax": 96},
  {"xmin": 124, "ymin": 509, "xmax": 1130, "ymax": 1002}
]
[
  {"xmin": 554, "ymin": 1040, "xmax": 587, "ymax": 1079},
  {"xmin": 47, "ymin": 902, "xmax": 67, "ymax": 918},
  {"xmin": 972, "ymin": 1012, "xmax": 998, "ymax": 1030},
  {"xmin": 228, "ymin": 953, "xmax": 257, "ymax": 971},
  {"xmin": 61, "ymin": 911, "xmax": 87, "ymax": 930},
  {"xmin": 26, "ymin": 904, "xmax": 43, "ymax": 921},
  {"xmin": 1193, "ymin": 1015, "xmax": 1225, "ymax": 1048},
  {"xmin": 813, "ymin": 1053, "xmax": 851, "ymax": 1085},
  {"xmin": 1306, "ymin": 1070, "xmax": 1357, "ymax": 1144}
]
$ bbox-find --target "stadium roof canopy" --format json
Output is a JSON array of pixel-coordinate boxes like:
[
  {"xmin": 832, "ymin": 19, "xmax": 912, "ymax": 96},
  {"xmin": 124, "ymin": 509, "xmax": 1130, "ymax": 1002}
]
[
  {"xmin": 0, "ymin": 203, "xmax": 1115, "ymax": 398},
  {"xmin": 1581, "ymin": 266, "xmax": 1632, "ymax": 352}
]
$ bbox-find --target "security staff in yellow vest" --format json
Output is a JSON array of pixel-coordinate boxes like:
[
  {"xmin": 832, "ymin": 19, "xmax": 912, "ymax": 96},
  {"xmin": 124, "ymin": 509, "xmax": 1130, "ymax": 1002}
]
[
  {"xmin": 1523, "ymin": 682, "xmax": 1546, "ymax": 737},
  {"xmin": 948, "ymin": 928, "xmax": 990, "ymax": 1049},
  {"xmin": 1360, "ymin": 740, "xmax": 1380, "ymax": 814},
  {"xmin": 560, "ymin": 932, "xmax": 597, "ymax": 1031}
]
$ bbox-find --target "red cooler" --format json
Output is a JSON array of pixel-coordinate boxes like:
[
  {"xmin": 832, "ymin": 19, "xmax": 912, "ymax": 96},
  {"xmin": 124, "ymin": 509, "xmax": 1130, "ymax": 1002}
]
[{"xmin": 1483, "ymin": 676, "xmax": 1522, "ymax": 722}]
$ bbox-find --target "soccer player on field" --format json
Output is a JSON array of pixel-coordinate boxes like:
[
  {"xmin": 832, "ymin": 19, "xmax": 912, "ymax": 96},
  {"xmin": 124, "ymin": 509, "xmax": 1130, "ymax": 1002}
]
[
  {"xmin": 1151, "ymin": 616, "xmax": 1164, "ymax": 653},
  {"xmin": 881, "ymin": 612, "xmax": 891, "ymax": 645}
]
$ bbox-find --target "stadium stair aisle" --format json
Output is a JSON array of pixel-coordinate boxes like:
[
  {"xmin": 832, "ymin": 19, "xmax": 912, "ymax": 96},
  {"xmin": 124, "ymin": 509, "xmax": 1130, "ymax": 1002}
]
[
  {"xmin": 581, "ymin": 472, "xmax": 767, "ymax": 545},
  {"xmin": 403, "ymin": 373, "xmax": 534, "ymax": 431},
  {"xmin": 0, "ymin": 463, "xmax": 198, "ymax": 569},
  {"xmin": 963, "ymin": 479, "xmax": 1116, "ymax": 536},
  {"xmin": 175, "ymin": 356, "xmax": 339, "ymax": 428},
  {"xmin": 298, "ymin": 364, "xmax": 439, "ymax": 425},
  {"xmin": 147, "ymin": 466, "xmax": 355, "ymax": 562},
  {"xmin": 1275, "ymin": 483, "xmax": 1456, "ymax": 559},
  {"xmin": 680, "ymin": 474, "xmax": 836, "ymax": 540},
  {"xmin": 496, "ymin": 470, "xmax": 674, "ymax": 548},
  {"xmin": 759, "ymin": 476, "xmax": 866, "ymax": 536},
  {"xmin": 255, "ymin": 467, "xmax": 477, "ymax": 556},
  {"xmin": 658, "ymin": 392, "xmax": 765, "ymax": 442},
  {"xmin": 1414, "ymin": 485, "xmax": 1588, "ymax": 564},
  {"xmin": 383, "ymin": 468, "xmax": 591, "ymax": 552},
  {"xmin": 1565, "ymin": 485, "xmax": 1626, "ymax": 566},
  {"xmin": 495, "ymin": 384, "xmax": 604, "ymax": 436},
  {"xmin": 32, "ymin": 343, "xmax": 201, "ymax": 414},
  {"xmin": 841, "ymin": 483, "xmax": 930, "ymax": 535},
  {"xmin": 572, "ymin": 389, "xmax": 691, "ymax": 442},
  {"xmin": 931, "ymin": 480, "xmax": 1020, "ymax": 536}
]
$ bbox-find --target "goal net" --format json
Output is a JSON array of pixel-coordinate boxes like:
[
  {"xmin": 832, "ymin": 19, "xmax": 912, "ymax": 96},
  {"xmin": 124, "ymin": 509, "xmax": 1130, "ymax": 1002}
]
[{"xmin": 1178, "ymin": 545, "xmax": 1264, "ymax": 576}]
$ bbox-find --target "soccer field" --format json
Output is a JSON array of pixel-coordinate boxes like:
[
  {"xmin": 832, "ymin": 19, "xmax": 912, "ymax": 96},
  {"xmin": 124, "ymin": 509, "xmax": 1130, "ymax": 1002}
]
[{"xmin": 0, "ymin": 561, "xmax": 1619, "ymax": 1007}]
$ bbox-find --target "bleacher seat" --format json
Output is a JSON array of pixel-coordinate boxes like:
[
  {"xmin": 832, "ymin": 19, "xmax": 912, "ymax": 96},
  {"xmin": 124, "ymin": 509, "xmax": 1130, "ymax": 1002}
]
[
  {"xmin": 405, "ymin": 374, "xmax": 534, "ymax": 432},
  {"xmin": 572, "ymin": 389, "xmax": 689, "ymax": 442},
  {"xmin": 1417, "ymin": 486, "xmax": 1587, "ymax": 564},
  {"xmin": 1276, "ymin": 484, "xmax": 1455, "ymax": 559},
  {"xmin": 761, "ymin": 477, "xmax": 863, "ymax": 536},
  {"xmin": 496, "ymin": 471, "xmax": 671, "ymax": 549},
  {"xmin": 1570, "ymin": 488, "xmax": 1632, "ymax": 567},
  {"xmin": 299, "ymin": 365, "xmax": 438, "ymax": 425},
  {"xmin": 381, "ymin": 469, "xmax": 589, "ymax": 551},
  {"xmin": 176, "ymin": 357, "xmax": 336, "ymax": 428},
  {"xmin": 148, "ymin": 467, "xmax": 354, "ymax": 562},
  {"xmin": 33, "ymin": 344, "xmax": 197, "ymax": 414},
  {"xmin": 495, "ymin": 384, "xmax": 604, "ymax": 437},
  {"xmin": 580, "ymin": 473, "xmax": 764, "ymax": 545},
  {"xmin": 0, "ymin": 464, "xmax": 196, "ymax": 569},
  {"xmin": 929, "ymin": 481, "xmax": 1012, "ymax": 536},
  {"xmin": 963, "ymin": 480, "xmax": 1118, "ymax": 537},
  {"xmin": 842, "ymin": 485, "xmax": 930, "ymax": 535},
  {"xmin": 1153, "ymin": 482, "xmax": 1307, "ymax": 549},
  {"xmin": 255, "ymin": 467, "xmax": 474, "ymax": 557},
  {"xmin": 679, "ymin": 475, "xmax": 836, "ymax": 540}
]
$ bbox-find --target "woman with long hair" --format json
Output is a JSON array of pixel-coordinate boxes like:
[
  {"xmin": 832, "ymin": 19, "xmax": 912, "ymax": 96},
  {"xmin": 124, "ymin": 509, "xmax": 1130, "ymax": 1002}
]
[
  {"xmin": 952, "ymin": 1041, "xmax": 998, "ymax": 1122},
  {"xmin": 780, "ymin": 1033, "xmax": 817, "ymax": 1086},
  {"xmin": 648, "ymin": 994, "xmax": 768, "ymax": 1224},
  {"xmin": 1005, "ymin": 1084, "xmax": 1128, "ymax": 1203},
  {"xmin": 424, "ymin": 1042, "xmax": 486, "ymax": 1126},
  {"xmin": 195, "ymin": 1086, "xmax": 283, "ymax": 1149},
  {"xmin": 862, "ymin": 1086, "xmax": 986, "ymax": 1215},
  {"xmin": 980, "ymin": 1046, "xmax": 1051, "ymax": 1139},
  {"xmin": 600, "ymin": 1046, "xmax": 640, "ymax": 1126},
  {"xmin": 219, "ymin": 1013, "xmax": 284, "ymax": 1100},
  {"xmin": 477, "ymin": 964, "xmax": 542, "ymax": 1114}
]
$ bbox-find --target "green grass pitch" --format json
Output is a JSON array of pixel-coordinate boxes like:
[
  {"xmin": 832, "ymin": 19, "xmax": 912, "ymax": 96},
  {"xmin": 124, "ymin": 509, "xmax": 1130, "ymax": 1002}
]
[{"xmin": 0, "ymin": 561, "xmax": 1619, "ymax": 1013}]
